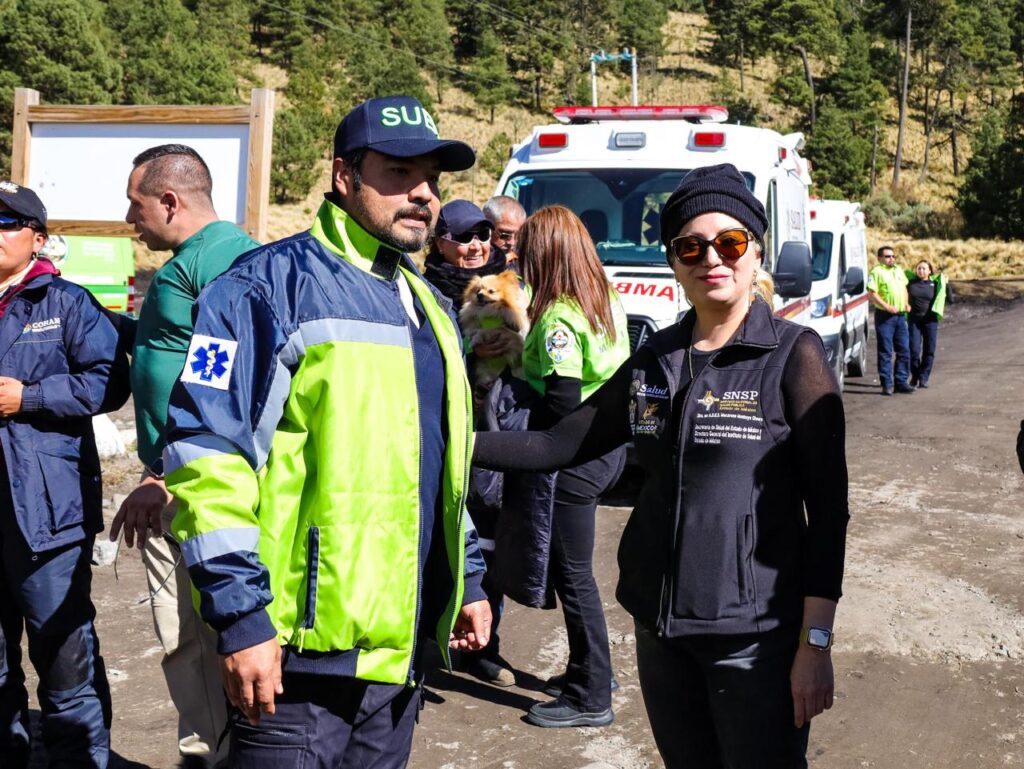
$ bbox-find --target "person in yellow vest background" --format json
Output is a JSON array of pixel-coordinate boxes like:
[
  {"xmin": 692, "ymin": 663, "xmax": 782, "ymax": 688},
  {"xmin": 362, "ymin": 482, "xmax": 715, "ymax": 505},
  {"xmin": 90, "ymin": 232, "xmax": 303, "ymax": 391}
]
[{"xmin": 866, "ymin": 245, "xmax": 913, "ymax": 395}]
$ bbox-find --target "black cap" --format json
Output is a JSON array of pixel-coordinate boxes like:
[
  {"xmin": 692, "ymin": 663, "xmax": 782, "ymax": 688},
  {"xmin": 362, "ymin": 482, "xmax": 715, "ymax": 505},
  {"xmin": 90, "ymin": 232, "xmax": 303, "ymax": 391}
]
[
  {"xmin": 333, "ymin": 96, "xmax": 475, "ymax": 172},
  {"xmin": 436, "ymin": 200, "xmax": 490, "ymax": 238},
  {"xmin": 0, "ymin": 181, "xmax": 47, "ymax": 230},
  {"xmin": 660, "ymin": 163, "xmax": 768, "ymax": 250}
]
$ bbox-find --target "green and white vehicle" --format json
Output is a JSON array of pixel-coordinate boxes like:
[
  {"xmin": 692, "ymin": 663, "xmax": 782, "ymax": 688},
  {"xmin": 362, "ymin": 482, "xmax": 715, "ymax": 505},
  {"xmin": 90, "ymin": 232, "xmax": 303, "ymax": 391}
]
[{"xmin": 39, "ymin": 235, "xmax": 135, "ymax": 315}]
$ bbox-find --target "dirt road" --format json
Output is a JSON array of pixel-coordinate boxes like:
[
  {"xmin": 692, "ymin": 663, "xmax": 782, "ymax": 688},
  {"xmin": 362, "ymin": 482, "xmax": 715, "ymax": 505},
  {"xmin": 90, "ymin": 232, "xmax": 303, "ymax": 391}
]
[{"xmin": 22, "ymin": 292, "xmax": 1024, "ymax": 768}]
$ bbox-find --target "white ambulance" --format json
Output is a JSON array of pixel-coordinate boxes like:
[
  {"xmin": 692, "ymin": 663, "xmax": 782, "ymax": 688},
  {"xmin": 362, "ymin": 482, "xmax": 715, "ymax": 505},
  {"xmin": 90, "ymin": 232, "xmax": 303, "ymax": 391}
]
[
  {"xmin": 808, "ymin": 199, "xmax": 870, "ymax": 389},
  {"xmin": 495, "ymin": 105, "xmax": 814, "ymax": 350}
]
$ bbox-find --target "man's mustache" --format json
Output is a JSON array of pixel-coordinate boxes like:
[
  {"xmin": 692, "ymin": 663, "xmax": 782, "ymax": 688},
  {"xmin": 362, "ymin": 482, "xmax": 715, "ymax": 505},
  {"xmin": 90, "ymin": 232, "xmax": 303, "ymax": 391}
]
[{"xmin": 394, "ymin": 205, "xmax": 433, "ymax": 230}]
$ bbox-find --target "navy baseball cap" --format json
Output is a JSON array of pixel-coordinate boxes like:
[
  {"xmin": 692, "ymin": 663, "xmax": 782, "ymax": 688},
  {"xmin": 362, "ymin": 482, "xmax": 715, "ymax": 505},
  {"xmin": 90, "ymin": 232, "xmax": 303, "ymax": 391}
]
[
  {"xmin": 436, "ymin": 200, "xmax": 490, "ymax": 238},
  {"xmin": 0, "ymin": 181, "xmax": 47, "ymax": 230},
  {"xmin": 333, "ymin": 96, "xmax": 476, "ymax": 172}
]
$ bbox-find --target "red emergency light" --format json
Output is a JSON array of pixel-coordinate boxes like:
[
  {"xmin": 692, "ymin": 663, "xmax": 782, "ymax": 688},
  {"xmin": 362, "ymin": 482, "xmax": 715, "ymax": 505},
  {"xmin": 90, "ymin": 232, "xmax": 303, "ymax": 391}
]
[
  {"xmin": 810, "ymin": 209, "xmax": 817, "ymax": 220},
  {"xmin": 693, "ymin": 131, "xmax": 725, "ymax": 148},
  {"xmin": 537, "ymin": 132, "xmax": 568, "ymax": 149},
  {"xmin": 552, "ymin": 105, "xmax": 729, "ymax": 124}
]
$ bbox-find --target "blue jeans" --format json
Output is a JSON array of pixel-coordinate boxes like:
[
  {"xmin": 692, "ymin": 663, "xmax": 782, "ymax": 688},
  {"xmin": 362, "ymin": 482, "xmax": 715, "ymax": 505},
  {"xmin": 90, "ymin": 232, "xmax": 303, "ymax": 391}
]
[
  {"xmin": 908, "ymin": 316, "xmax": 938, "ymax": 384},
  {"xmin": 635, "ymin": 622, "xmax": 809, "ymax": 769},
  {"xmin": 0, "ymin": 516, "xmax": 111, "ymax": 769},
  {"xmin": 874, "ymin": 310, "xmax": 910, "ymax": 389}
]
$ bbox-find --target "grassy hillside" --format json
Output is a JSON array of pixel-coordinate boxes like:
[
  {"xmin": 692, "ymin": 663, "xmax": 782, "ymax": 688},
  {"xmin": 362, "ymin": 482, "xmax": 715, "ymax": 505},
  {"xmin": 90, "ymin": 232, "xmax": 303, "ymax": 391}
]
[{"xmin": 137, "ymin": 11, "xmax": 1021, "ymax": 280}]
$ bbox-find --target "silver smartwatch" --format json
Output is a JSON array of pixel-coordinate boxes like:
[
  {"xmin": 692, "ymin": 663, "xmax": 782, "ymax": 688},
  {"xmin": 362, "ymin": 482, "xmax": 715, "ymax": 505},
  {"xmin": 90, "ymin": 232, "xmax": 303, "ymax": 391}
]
[{"xmin": 799, "ymin": 626, "xmax": 834, "ymax": 651}]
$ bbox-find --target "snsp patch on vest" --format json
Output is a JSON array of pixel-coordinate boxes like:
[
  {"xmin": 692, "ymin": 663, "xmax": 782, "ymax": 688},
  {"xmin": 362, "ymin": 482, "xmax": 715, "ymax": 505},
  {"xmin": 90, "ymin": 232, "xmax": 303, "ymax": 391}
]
[
  {"xmin": 692, "ymin": 388, "xmax": 764, "ymax": 445},
  {"xmin": 545, "ymin": 324, "xmax": 574, "ymax": 364},
  {"xmin": 181, "ymin": 335, "xmax": 238, "ymax": 391}
]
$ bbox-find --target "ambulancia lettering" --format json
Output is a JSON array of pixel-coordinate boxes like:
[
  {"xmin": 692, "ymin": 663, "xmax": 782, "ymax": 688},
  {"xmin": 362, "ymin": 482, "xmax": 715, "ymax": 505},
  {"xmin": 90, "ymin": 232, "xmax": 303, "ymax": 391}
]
[{"xmin": 614, "ymin": 281, "xmax": 675, "ymax": 301}]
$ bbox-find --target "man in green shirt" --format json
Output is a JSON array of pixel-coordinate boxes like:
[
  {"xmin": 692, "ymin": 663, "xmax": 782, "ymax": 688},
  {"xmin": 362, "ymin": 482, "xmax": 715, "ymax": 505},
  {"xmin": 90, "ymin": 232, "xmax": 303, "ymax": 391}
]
[
  {"xmin": 866, "ymin": 244, "xmax": 913, "ymax": 395},
  {"xmin": 109, "ymin": 144, "xmax": 258, "ymax": 768}
]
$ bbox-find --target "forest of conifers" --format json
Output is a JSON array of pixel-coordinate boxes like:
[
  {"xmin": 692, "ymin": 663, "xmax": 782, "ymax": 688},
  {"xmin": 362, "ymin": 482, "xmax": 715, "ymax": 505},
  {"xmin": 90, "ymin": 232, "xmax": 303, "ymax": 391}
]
[{"xmin": 1, "ymin": 1, "xmax": 1021, "ymax": 238}]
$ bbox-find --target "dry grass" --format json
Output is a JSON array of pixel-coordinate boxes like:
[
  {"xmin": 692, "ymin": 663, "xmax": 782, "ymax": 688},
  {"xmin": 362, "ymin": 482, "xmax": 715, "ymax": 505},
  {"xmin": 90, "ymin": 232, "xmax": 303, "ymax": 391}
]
[{"xmin": 868, "ymin": 230, "xmax": 1024, "ymax": 280}]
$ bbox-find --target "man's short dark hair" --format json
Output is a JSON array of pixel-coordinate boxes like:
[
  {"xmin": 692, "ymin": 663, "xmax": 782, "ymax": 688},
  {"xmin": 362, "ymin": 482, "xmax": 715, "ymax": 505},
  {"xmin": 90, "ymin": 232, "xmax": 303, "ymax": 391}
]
[
  {"xmin": 878, "ymin": 245, "xmax": 895, "ymax": 257},
  {"xmin": 132, "ymin": 144, "xmax": 213, "ymax": 200},
  {"xmin": 340, "ymin": 148, "xmax": 366, "ymax": 192}
]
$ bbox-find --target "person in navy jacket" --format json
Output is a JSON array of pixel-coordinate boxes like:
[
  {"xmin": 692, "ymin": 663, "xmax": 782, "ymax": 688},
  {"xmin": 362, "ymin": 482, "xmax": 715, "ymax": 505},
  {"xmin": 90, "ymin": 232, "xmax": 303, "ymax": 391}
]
[{"xmin": 0, "ymin": 182, "xmax": 129, "ymax": 769}]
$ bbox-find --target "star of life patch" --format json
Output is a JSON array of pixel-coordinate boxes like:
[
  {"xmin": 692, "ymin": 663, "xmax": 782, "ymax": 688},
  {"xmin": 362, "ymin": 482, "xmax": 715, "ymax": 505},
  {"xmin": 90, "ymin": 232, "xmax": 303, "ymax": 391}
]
[
  {"xmin": 545, "ymin": 324, "xmax": 574, "ymax": 364},
  {"xmin": 181, "ymin": 335, "xmax": 238, "ymax": 391}
]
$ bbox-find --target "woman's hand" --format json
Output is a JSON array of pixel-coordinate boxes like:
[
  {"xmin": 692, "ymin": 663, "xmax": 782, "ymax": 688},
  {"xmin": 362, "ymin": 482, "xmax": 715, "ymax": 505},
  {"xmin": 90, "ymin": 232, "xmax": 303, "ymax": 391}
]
[{"xmin": 790, "ymin": 643, "xmax": 834, "ymax": 728}]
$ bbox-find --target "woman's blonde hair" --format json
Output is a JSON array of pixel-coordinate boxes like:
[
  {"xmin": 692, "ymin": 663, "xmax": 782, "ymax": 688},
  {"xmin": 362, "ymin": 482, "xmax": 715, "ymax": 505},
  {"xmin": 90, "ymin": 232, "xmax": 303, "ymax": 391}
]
[{"xmin": 753, "ymin": 265, "xmax": 774, "ymax": 304}]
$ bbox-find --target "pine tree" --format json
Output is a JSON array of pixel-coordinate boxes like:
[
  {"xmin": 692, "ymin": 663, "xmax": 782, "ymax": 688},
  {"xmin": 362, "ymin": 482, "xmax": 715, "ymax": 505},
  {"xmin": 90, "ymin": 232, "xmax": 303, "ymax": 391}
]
[
  {"xmin": 106, "ymin": 0, "xmax": 236, "ymax": 104},
  {"xmin": 763, "ymin": 0, "xmax": 843, "ymax": 127},
  {"xmin": 957, "ymin": 99, "xmax": 1024, "ymax": 238},
  {"xmin": 705, "ymin": 0, "xmax": 767, "ymax": 93},
  {"xmin": 0, "ymin": 0, "xmax": 121, "ymax": 176},
  {"xmin": 271, "ymin": 40, "xmax": 337, "ymax": 204},
  {"xmin": 805, "ymin": 102, "xmax": 872, "ymax": 198},
  {"xmin": 466, "ymin": 30, "xmax": 518, "ymax": 123}
]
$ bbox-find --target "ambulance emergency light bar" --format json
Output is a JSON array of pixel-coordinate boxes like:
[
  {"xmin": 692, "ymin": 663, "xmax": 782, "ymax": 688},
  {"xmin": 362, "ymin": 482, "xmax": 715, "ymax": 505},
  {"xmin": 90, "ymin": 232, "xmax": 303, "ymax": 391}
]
[{"xmin": 552, "ymin": 105, "xmax": 730, "ymax": 124}]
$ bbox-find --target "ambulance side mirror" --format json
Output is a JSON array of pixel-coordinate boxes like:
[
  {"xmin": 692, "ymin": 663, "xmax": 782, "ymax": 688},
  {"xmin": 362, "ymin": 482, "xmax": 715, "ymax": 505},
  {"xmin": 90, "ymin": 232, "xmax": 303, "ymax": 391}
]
[
  {"xmin": 772, "ymin": 241, "xmax": 812, "ymax": 299},
  {"xmin": 842, "ymin": 266, "xmax": 864, "ymax": 296}
]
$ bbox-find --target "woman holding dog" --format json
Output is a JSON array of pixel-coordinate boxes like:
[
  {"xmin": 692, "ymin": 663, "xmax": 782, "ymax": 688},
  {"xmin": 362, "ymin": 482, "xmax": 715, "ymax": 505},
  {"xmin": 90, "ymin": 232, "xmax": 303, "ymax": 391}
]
[
  {"xmin": 473, "ymin": 165, "xmax": 849, "ymax": 767},
  {"xmin": 512, "ymin": 205, "xmax": 629, "ymax": 728},
  {"xmin": 423, "ymin": 199, "xmax": 511, "ymax": 311}
]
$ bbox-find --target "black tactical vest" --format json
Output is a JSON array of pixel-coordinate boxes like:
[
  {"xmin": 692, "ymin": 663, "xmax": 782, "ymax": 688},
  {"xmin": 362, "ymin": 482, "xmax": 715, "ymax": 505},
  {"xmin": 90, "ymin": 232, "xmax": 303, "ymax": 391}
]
[{"xmin": 616, "ymin": 300, "xmax": 812, "ymax": 638}]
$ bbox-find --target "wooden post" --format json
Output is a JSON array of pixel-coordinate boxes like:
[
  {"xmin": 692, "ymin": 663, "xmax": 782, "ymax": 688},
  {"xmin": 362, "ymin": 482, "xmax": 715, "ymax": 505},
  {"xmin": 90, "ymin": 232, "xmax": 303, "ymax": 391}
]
[
  {"xmin": 11, "ymin": 88, "xmax": 40, "ymax": 184},
  {"xmin": 245, "ymin": 88, "xmax": 275, "ymax": 243}
]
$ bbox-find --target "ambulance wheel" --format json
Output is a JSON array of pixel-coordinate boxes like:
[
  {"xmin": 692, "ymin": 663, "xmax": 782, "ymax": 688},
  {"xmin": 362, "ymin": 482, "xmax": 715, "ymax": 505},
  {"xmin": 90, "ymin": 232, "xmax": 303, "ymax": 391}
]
[
  {"xmin": 847, "ymin": 333, "xmax": 868, "ymax": 377},
  {"xmin": 833, "ymin": 338, "xmax": 845, "ymax": 390}
]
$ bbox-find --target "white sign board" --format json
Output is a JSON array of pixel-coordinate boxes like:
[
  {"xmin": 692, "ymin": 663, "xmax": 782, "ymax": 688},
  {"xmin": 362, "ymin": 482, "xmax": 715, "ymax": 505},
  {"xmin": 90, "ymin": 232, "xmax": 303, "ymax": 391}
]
[
  {"xmin": 27, "ymin": 123, "xmax": 249, "ymax": 224},
  {"xmin": 10, "ymin": 89, "xmax": 275, "ymax": 240}
]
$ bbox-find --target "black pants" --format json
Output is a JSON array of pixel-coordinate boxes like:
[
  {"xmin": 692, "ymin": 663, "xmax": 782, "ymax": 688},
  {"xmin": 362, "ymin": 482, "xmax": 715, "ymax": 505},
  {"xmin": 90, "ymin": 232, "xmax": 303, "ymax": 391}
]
[
  {"xmin": 908, "ymin": 315, "xmax": 938, "ymax": 385},
  {"xmin": 230, "ymin": 674, "xmax": 421, "ymax": 769},
  {"xmin": 635, "ymin": 622, "xmax": 809, "ymax": 769},
  {"xmin": 551, "ymin": 447, "xmax": 625, "ymax": 712}
]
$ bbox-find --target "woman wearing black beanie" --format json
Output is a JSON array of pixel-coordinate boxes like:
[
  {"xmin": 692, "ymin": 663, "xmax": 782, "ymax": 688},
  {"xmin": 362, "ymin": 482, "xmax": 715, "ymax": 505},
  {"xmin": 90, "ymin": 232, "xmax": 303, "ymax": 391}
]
[{"xmin": 471, "ymin": 163, "xmax": 849, "ymax": 767}]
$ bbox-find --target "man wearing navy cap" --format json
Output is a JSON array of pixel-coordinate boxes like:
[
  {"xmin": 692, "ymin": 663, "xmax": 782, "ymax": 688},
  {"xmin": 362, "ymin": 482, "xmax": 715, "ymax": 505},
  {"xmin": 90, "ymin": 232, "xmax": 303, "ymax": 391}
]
[{"xmin": 162, "ymin": 97, "xmax": 491, "ymax": 767}]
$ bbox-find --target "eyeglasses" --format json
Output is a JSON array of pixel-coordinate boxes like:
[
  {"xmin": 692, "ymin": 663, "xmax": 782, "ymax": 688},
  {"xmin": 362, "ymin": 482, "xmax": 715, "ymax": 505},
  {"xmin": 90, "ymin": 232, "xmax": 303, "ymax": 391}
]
[
  {"xmin": 442, "ymin": 227, "xmax": 492, "ymax": 245},
  {"xmin": 0, "ymin": 213, "xmax": 33, "ymax": 232},
  {"xmin": 494, "ymin": 229, "xmax": 517, "ymax": 242},
  {"xmin": 669, "ymin": 228, "xmax": 759, "ymax": 266}
]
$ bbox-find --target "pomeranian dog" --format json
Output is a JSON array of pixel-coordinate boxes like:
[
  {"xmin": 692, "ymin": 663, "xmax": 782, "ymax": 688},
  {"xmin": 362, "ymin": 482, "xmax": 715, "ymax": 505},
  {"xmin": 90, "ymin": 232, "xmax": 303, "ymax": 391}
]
[{"xmin": 459, "ymin": 270, "xmax": 530, "ymax": 396}]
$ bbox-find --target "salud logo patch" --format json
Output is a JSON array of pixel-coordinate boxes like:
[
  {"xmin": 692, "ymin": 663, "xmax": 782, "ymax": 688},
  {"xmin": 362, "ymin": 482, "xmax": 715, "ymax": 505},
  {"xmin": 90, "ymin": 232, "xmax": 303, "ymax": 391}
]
[
  {"xmin": 545, "ymin": 324, "xmax": 574, "ymax": 364},
  {"xmin": 181, "ymin": 335, "xmax": 238, "ymax": 391}
]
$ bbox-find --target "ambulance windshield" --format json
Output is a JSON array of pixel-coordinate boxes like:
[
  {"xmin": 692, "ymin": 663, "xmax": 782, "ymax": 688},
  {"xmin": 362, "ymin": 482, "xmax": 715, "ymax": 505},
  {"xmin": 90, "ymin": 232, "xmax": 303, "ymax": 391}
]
[
  {"xmin": 502, "ymin": 168, "xmax": 755, "ymax": 266},
  {"xmin": 811, "ymin": 231, "xmax": 833, "ymax": 281}
]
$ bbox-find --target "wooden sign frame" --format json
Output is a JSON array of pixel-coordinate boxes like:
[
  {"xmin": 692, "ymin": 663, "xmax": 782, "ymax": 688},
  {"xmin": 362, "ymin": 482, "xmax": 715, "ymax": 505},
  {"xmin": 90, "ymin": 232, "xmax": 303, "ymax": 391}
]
[{"xmin": 10, "ymin": 87, "xmax": 275, "ymax": 241}]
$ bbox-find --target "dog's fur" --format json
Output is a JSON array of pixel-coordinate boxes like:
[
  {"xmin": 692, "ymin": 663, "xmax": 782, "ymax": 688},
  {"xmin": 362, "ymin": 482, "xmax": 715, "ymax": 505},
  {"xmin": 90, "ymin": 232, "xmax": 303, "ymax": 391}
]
[{"xmin": 459, "ymin": 270, "xmax": 530, "ymax": 395}]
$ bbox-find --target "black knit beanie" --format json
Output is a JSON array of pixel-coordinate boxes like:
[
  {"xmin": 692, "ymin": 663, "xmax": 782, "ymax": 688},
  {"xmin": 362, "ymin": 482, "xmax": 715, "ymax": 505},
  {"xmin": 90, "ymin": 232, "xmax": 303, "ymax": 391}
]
[{"xmin": 660, "ymin": 163, "xmax": 769, "ymax": 255}]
